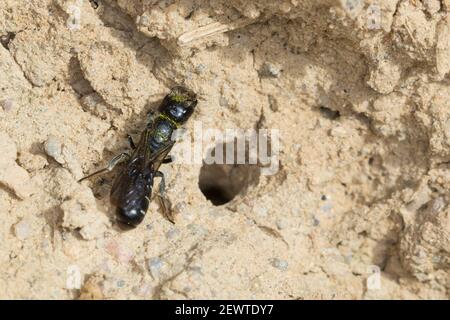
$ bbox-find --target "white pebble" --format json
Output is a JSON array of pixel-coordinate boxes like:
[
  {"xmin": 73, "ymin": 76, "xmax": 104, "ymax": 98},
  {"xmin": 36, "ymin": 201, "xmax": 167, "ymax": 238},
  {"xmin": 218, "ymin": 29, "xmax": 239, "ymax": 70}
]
[
  {"xmin": 260, "ymin": 62, "xmax": 281, "ymax": 78},
  {"xmin": 271, "ymin": 258, "xmax": 288, "ymax": 271},
  {"xmin": 276, "ymin": 218, "xmax": 288, "ymax": 230},
  {"xmin": 147, "ymin": 257, "xmax": 164, "ymax": 278},
  {"xmin": 44, "ymin": 136, "xmax": 62, "ymax": 161},
  {"xmin": 14, "ymin": 219, "xmax": 30, "ymax": 240},
  {"xmin": 137, "ymin": 14, "xmax": 150, "ymax": 27},
  {"xmin": 431, "ymin": 197, "xmax": 446, "ymax": 214}
]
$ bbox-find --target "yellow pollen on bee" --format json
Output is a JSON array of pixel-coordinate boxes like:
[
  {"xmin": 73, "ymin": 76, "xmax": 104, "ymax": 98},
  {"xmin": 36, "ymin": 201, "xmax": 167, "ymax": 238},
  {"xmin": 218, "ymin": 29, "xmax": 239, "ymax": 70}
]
[
  {"xmin": 171, "ymin": 94, "xmax": 187, "ymax": 103},
  {"xmin": 158, "ymin": 113, "xmax": 180, "ymax": 128}
]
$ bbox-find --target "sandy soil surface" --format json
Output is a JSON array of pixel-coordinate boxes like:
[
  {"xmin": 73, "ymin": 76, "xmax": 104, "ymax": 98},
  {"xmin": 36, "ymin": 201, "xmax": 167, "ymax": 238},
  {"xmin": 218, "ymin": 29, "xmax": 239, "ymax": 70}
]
[{"xmin": 0, "ymin": 0, "xmax": 449, "ymax": 299}]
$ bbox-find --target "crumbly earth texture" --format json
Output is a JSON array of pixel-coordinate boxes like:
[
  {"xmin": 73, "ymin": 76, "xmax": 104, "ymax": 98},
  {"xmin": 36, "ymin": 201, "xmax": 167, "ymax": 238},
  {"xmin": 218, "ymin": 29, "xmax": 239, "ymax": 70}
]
[{"xmin": 0, "ymin": 0, "xmax": 449, "ymax": 299}]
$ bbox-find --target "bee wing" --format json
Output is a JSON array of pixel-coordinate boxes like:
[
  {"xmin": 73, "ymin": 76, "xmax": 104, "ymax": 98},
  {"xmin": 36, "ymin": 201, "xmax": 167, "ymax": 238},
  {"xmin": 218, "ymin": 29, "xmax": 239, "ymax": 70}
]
[
  {"xmin": 146, "ymin": 140, "xmax": 175, "ymax": 171},
  {"xmin": 110, "ymin": 154, "xmax": 152, "ymax": 208},
  {"xmin": 110, "ymin": 129, "xmax": 175, "ymax": 208},
  {"xmin": 140, "ymin": 120, "xmax": 175, "ymax": 170},
  {"xmin": 110, "ymin": 129, "xmax": 153, "ymax": 207}
]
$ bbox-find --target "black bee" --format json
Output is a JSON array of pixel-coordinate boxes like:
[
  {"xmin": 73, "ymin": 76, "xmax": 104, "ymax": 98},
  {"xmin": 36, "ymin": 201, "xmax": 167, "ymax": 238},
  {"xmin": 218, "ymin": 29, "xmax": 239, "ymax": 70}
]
[{"xmin": 79, "ymin": 86, "xmax": 197, "ymax": 228}]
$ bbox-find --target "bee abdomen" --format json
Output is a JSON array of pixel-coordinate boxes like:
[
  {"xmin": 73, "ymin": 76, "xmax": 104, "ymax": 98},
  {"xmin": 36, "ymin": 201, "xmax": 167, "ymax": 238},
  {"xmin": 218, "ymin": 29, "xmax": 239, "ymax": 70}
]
[
  {"xmin": 113, "ymin": 171, "xmax": 153, "ymax": 228},
  {"xmin": 148, "ymin": 119, "xmax": 175, "ymax": 152},
  {"xmin": 116, "ymin": 192, "xmax": 151, "ymax": 227}
]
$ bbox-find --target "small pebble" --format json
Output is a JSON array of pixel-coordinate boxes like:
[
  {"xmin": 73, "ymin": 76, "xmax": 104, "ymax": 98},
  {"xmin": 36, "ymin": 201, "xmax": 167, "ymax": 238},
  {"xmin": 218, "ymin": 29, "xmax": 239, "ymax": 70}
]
[
  {"xmin": 342, "ymin": 0, "xmax": 363, "ymax": 14},
  {"xmin": 116, "ymin": 279, "xmax": 125, "ymax": 288},
  {"xmin": 432, "ymin": 255, "xmax": 441, "ymax": 264},
  {"xmin": 276, "ymin": 218, "xmax": 288, "ymax": 230},
  {"xmin": 88, "ymin": 0, "xmax": 99, "ymax": 9},
  {"xmin": 81, "ymin": 92, "xmax": 102, "ymax": 110},
  {"xmin": 182, "ymin": 286, "xmax": 192, "ymax": 293},
  {"xmin": 137, "ymin": 14, "xmax": 150, "ymax": 27},
  {"xmin": 280, "ymin": 2, "xmax": 292, "ymax": 13},
  {"xmin": 195, "ymin": 63, "xmax": 207, "ymax": 74},
  {"xmin": 259, "ymin": 62, "xmax": 281, "ymax": 78},
  {"xmin": 0, "ymin": 34, "xmax": 9, "ymax": 46},
  {"xmin": 313, "ymin": 216, "xmax": 320, "ymax": 226},
  {"xmin": 14, "ymin": 219, "xmax": 30, "ymax": 240},
  {"xmin": 66, "ymin": 4, "xmax": 82, "ymax": 30},
  {"xmin": 189, "ymin": 266, "xmax": 203, "ymax": 275},
  {"xmin": 0, "ymin": 32, "xmax": 15, "ymax": 49},
  {"xmin": 44, "ymin": 136, "xmax": 62, "ymax": 161},
  {"xmin": 166, "ymin": 227, "xmax": 179, "ymax": 240},
  {"xmin": 300, "ymin": 83, "xmax": 308, "ymax": 92},
  {"xmin": 268, "ymin": 95, "xmax": 278, "ymax": 112},
  {"xmin": 423, "ymin": 0, "xmax": 441, "ymax": 14},
  {"xmin": 173, "ymin": 201, "xmax": 187, "ymax": 215},
  {"xmin": 1, "ymin": 99, "xmax": 14, "ymax": 112},
  {"xmin": 147, "ymin": 257, "xmax": 164, "ymax": 278},
  {"xmin": 271, "ymin": 258, "xmax": 288, "ymax": 271},
  {"xmin": 431, "ymin": 197, "xmax": 445, "ymax": 214},
  {"xmin": 219, "ymin": 96, "xmax": 229, "ymax": 107}
]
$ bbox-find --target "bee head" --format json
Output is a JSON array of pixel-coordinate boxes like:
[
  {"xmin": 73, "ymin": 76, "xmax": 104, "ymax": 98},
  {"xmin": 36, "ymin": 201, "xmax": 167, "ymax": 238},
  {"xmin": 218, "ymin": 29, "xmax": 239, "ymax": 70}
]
[{"xmin": 160, "ymin": 86, "xmax": 197, "ymax": 124}]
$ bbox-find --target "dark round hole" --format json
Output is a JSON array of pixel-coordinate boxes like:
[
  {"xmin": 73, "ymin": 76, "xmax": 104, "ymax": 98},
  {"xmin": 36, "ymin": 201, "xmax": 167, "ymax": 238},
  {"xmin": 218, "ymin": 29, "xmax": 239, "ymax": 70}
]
[
  {"xmin": 200, "ymin": 185, "xmax": 232, "ymax": 206},
  {"xmin": 198, "ymin": 141, "xmax": 261, "ymax": 206}
]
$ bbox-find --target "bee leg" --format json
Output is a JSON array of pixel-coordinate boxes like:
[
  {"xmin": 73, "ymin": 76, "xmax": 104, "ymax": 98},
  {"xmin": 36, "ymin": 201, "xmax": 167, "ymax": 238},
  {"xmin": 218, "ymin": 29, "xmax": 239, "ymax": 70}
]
[
  {"xmin": 127, "ymin": 134, "xmax": 136, "ymax": 149},
  {"xmin": 162, "ymin": 155, "xmax": 173, "ymax": 164},
  {"xmin": 154, "ymin": 171, "xmax": 175, "ymax": 223},
  {"xmin": 78, "ymin": 153, "xmax": 130, "ymax": 182},
  {"xmin": 146, "ymin": 111, "xmax": 156, "ymax": 126}
]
